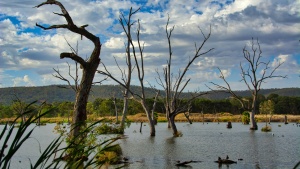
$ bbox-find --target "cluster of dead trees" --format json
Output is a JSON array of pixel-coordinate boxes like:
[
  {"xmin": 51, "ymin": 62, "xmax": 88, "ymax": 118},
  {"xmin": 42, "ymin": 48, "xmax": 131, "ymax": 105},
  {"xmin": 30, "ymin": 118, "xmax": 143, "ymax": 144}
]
[{"xmin": 35, "ymin": 0, "xmax": 285, "ymax": 137}]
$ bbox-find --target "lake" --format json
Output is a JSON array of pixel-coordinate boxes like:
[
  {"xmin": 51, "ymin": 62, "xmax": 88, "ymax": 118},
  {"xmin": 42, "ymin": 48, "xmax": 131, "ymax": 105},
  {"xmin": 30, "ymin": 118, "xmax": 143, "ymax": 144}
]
[{"xmin": 1, "ymin": 122, "xmax": 300, "ymax": 169}]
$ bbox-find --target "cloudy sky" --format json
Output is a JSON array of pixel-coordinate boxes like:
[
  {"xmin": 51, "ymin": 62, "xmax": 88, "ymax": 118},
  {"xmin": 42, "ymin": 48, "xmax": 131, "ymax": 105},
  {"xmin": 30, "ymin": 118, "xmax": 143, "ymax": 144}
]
[{"xmin": 0, "ymin": 0, "xmax": 299, "ymax": 91}]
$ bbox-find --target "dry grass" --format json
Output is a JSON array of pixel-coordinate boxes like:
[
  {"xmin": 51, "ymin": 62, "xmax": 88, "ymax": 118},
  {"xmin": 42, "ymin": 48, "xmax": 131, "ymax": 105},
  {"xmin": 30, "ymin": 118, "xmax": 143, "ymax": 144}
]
[{"xmin": 1, "ymin": 113, "xmax": 299, "ymax": 124}]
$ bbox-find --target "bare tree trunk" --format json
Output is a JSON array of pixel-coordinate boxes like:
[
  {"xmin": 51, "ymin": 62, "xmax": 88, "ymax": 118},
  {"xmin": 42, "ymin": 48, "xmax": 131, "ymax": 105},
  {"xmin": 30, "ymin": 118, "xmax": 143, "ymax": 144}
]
[
  {"xmin": 35, "ymin": 0, "xmax": 101, "ymax": 138},
  {"xmin": 184, "ymin": 112, "xmax": 192, "ymax": 124},
  {"xmin": 113, "ymin": 98, "xmax": 118, "ymax": 123},
  {"xmin": 151, "ymin": 91, "xmax": 160, "ymax": 125},
  {"xmin": 166, "ymin": 109, "xmax": 171, "ymax": 128},
  {"xmin": 249, "ymin": 111, "xmax": 256, "ymax": 129},
  {"xmin": 269, "ymin": 114, "xmax": 273, "ymax": 124},
  {"xmin": 169, "ymin": 114, "xmax": 178, "ymax": 136},
  {"xmin": 141, "ymin": 102, "xmax": 155, "ymax": 136},
  {"xmin": 22, "ymin": 115, "xmax": 26, "ymax": 123},
  {"xmin": 249, "ymin": 96, "xmax": 258, "ymax": 130},
  {"xmin": 72, "ymin": 66, "xmax": 99, "ymax": 136},
  {"xmin": 121, "ymin": 95, "xmax": 129, "ymax": 127},
  {"xmin": 202, "ymin": 110, "xmax": 205, "ymax": 124},
  {"xmin": 185, "ymin": 103, "xmax": 192, "ymax": 124},
  {"xmin": 284, "ymin": 115, "xmax": 288, "ymax": 124}
]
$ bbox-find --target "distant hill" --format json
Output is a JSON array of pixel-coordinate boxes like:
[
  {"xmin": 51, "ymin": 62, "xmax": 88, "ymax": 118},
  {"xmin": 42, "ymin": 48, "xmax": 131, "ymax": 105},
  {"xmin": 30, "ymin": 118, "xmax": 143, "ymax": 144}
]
[{"xmin": 0, "ymin": 85, "xmax": 299, "ymax": 105}]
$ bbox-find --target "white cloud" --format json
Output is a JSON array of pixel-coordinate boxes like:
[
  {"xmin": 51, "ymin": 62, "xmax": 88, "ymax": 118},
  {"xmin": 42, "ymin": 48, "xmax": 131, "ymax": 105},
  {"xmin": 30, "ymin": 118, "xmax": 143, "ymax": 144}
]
[
  {"xmin": 104, "ymin": 37, "xmax": 125, "ymax": 49},
  {"xmin": 271, "ymin": 54, "xmax": 299, "ymax": 74},
  {"xmin": 12, "ymin": 75, "xmax": 35, "ymax": 87},
  {"xmin": 19, "ymin": 58, "xmax": 41, "ymax": 67},
  {"xmin": 0, "ymin": 0, "xmax": 299, "ymax": 90},
  {"xmin": 220, "ymin": 69, "xmax": 231, "ymax": 78}
]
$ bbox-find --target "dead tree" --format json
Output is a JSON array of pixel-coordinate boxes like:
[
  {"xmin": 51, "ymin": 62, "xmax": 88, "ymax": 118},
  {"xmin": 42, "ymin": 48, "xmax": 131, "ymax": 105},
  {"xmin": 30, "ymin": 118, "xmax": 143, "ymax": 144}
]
[
  {"xmin": 35, "ymin": 0, "xmax": 101, "ymax": 137},
  {"xmin": 112, "ymin": 97, "xmax": 119, "ymax": 123},
  {"xmin": 98, "ymin": 8, "xmax": 157, "ymax": 136},
  {"xmin": 117, "ymin": 8, "xmax": 135, "ymax": 128},
  {"xmin": 132, "ymin": 20, "xmax": 157, "ymax": 136},
  {"xmin": 98, "ymin": 8, "xmax": 137, "ymax": 129},
  {"xmin": 209, "ymin": 38, "xmax": 286, "ymax": 130},
  {"xmin": 151, "ymin": 91, "xmax": 160, "ymax": 124},
  {"xmin": 156, "ymin": 16, "xmax": 213, "ymax": 136}
]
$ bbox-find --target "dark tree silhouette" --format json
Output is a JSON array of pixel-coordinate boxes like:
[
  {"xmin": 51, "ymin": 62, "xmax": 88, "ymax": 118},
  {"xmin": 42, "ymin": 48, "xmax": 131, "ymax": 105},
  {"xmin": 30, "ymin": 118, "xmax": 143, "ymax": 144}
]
[{"xmin": 35, "ymin": 0, "xmax": 101, "ymax": 137}]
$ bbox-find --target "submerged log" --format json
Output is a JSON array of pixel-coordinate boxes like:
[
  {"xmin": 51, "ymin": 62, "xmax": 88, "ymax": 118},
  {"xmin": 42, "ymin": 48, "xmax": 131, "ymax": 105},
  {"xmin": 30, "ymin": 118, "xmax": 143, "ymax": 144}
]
[
  {"xmin": 215, "ymin": 158, "xmax": 237, "ymax": 164},
  {"xmin": 175, "ymin": 160, "xmax": 201, "ymax": 166}
]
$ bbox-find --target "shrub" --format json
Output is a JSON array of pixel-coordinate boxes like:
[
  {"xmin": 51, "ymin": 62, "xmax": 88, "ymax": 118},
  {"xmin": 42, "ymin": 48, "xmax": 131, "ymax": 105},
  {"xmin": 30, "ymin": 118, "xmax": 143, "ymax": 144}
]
[
  {"xmin": 242, "ymin": 111, "xmax": 250, "ymax": 124},
  {"xmin": 261, "ymin": 125, "xmax": 272, "ymax": 132},
  {"xmin": 94, "ymin": 123, "xmax": 125, "ymax": 134}
]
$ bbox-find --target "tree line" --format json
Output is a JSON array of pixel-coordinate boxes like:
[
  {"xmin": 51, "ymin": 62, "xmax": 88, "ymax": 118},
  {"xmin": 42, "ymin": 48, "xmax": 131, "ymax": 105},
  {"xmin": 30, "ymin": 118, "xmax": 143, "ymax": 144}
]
[{"xmin": 1, "ymin": 94, "xmax": 299, "ymax": 119}]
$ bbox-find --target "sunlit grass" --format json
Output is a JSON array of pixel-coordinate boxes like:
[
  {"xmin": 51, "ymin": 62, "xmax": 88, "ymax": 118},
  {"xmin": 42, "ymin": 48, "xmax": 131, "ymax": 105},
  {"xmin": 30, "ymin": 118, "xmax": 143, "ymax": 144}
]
[{"xmin": 1, "ymin": 114, "xmax": 299, "ymax": 124}]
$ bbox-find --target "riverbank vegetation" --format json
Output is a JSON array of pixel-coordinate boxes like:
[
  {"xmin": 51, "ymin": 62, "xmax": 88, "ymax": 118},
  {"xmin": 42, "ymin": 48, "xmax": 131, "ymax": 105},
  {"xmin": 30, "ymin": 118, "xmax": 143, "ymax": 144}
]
[
  {"xmin": 0, "ymin": 103, "xmax": 125, "ymax": 168},
  {"xmin": 1, "ymin": 113, "xmax": 299, "ymax": 124},
  {"xmin": 1, "ymin": 95, "xmax": 300, "ymax": 124}
]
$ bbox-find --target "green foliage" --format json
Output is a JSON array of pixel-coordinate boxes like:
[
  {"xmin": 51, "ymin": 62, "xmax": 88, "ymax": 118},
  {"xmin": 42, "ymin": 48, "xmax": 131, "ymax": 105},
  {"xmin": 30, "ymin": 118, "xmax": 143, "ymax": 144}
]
[
  {"xmin": 261, "ymin": 125, "xmax": 272, "ymax": 132},
  {"xmin": 1, "ymin": 94, "xmax": 300, "ymax": 119},
  {"xmin": 54, "ymin": 101, "xmax": 74, "ymax": 117},
  {"xmin": 54, "ymin": 121, "xmax": 124, "ymax": 168},
  {"xmin": 96, "ymin": 144, "xmax": 123, "ymax": 165},
  {"xmin": 242, "ymin": 111, "xmax": 250, "ymax": 124},
  {"xmin": 94, "ymin": 123, "xmax": 124, "ymax": 134},
  {"xmin": 275, "ymin": 96, "xmax": 300, "ymax": 114},
  {"xmin": 1, "ymin": 100, "xmax": 123, "ymax": 168},
  {"xmin": 259, "ymin": 100, "xmax": 275, "ymax": 115},
  {"xmin": 0, "ymin": 103, "xmax": 13, "ymax": 118}
]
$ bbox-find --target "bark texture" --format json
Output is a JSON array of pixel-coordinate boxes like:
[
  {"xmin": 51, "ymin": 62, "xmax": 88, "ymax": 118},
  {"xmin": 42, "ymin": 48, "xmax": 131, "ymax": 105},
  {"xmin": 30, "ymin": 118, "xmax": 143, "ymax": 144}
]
[{"xmin": 35, "ymin": 0, "xmax": 101, "ymax": 137}]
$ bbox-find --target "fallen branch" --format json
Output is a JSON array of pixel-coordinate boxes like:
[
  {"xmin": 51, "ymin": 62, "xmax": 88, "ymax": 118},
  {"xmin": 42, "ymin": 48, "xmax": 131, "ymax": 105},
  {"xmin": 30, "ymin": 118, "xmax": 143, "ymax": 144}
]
[{"xmin": 175, "ymin": 160, "xmax": 201, "ymax": 166}]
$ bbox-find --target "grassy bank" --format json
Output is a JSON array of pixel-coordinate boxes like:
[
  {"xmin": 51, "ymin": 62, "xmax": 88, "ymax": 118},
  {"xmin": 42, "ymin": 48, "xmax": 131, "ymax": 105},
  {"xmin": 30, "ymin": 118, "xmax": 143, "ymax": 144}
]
[
  {"xmin": 124, "ymin": 113, "xmax": 300, "ymax": 123},
  {"xmin": 1, "ymin": 113, "xmax": 299, "ymax": 124}
]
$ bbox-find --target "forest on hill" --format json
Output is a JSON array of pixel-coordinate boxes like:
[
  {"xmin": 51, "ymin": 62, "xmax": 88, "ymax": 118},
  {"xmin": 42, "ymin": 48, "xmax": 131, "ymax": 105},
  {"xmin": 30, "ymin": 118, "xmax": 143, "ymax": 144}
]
[{"xmin": 0, "ymin": 85, "xmax": 299, "ymax": 105}]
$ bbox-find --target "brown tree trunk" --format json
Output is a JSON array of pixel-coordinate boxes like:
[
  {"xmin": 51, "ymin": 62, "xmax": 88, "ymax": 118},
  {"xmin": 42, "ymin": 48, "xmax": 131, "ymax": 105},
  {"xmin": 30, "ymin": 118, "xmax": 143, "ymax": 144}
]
[
  {"xmin": 250, "ymin": 97, "xmax": 258, "ymax": 130},
  {"xmin": 169, "ymin": 113, "xmax": 178, "ymax": 136},
  {"xmin": 284, "ymin": 115, "xmax": 288, "ymax": 124},
  {"xmin": 141, "ymin": 102, "xmax": 155, "ymax": 136},
  {"xmin": 184, "ymin": 112, "xmax": 192, "ymax": 124},
  {"xmin": 71, "ymin": 59, "xmax": 100, "ymax": 137},
  {"xmin": 121, "ymin": 96, "xmax": 129, "ymax": 128},
  {"xmin": 166, "ymin": 106, "xmax": 171, "ymax": 128}
]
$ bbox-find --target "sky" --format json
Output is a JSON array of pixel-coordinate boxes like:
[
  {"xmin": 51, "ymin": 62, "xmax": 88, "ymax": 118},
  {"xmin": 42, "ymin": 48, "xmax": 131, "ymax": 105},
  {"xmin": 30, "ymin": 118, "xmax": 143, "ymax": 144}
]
[{"xmin": 0, "ymin": 0, "xmax": 299, "ymax": 92}]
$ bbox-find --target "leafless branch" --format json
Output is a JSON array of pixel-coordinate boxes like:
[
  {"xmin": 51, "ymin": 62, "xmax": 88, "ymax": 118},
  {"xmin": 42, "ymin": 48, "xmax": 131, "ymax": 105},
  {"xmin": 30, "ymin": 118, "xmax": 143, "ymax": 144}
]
[{"xmin": 53, "ymin": 66, "xmax": 77, "ymax": 92}]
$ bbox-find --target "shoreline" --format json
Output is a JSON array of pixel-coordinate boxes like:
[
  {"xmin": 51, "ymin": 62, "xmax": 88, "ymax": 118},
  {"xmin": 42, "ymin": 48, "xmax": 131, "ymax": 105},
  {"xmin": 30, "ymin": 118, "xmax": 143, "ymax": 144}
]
[{"xmin": 1, "ymin": 113, "xmax": 299, "ymax": 124}]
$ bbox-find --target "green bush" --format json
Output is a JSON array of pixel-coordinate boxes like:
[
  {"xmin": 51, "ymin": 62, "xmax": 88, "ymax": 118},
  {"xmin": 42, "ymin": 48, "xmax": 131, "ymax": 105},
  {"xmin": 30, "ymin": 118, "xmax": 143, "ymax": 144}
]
[
  {"xmin": 261, "ymin": 125, "xmax": 272, "ymax": 132},
  {"xmin": 95, "ymin": 123, "xmax": 124, "ymax": 134},
  {"xmin": 242, "ymin": 111, "xmax": 250, "ymax": 124}
]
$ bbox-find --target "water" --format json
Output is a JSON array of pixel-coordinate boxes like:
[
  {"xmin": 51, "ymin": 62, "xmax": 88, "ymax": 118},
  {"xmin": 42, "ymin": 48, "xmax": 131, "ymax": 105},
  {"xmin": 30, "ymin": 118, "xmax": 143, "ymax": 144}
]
[
  {"xmin": 1, "ymin": 123, "xmax": 299, "ymax": 169},
  {"xmin": 120, "ymin": 122, "xmax": 300, "ymax": 169}
]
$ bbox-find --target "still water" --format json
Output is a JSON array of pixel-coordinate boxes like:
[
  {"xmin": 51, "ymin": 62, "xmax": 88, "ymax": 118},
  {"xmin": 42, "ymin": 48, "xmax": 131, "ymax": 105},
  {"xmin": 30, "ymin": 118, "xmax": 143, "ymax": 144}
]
[
  {"xmin": 1, "ymin": 122, "xmax": 299, "ymax": 169},
  {"xmin": 120, "ymin": 122, "xmax": 300, "ymax": 169}
]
